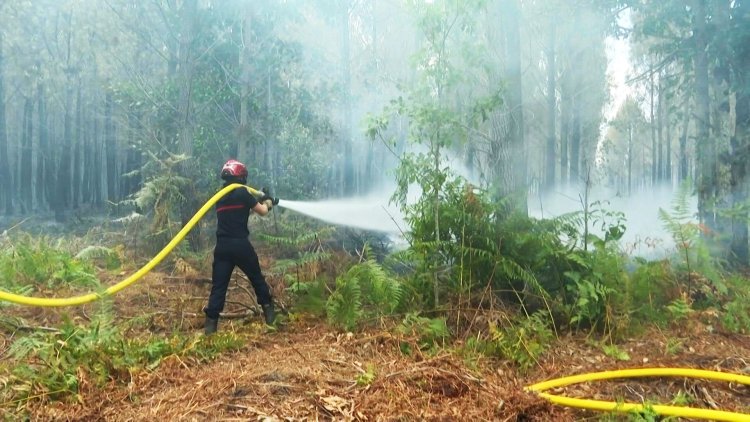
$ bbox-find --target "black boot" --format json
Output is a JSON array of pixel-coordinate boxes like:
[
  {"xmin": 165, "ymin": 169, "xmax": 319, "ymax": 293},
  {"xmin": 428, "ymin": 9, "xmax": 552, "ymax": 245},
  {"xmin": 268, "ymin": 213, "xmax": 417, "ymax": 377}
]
[
  {"xmin": 261, "ymin": 303, "xmax": 276, "ymax": 325},
  {"xmin": 204, "ymin": 316, "xmax": 219, "ymax": 335}
]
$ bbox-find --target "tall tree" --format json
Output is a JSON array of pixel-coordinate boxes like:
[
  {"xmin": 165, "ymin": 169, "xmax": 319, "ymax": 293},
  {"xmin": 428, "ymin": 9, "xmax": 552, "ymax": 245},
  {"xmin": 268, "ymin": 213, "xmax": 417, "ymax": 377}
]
[
  {"xmin": 491, "ymin": 0, "xmax": 526, "ymax": 212},
  {"xmin": 728, "ymin": 0, "xmax": 750, "ymax": 264},
  {"xmin": 0, "ymin": 30, "xmax": 9, "ymax": 215},
  {"xmin": 544, "ymin": 16, "xmax": 556, "ymax": 190},
  {"xmin": 340, "ymin": 0, "xmax": 354, "ymax": 196},
  {"xmin": 20, "ymin": 97, "xmax": 32, "ymax": 212},
  {"xmin": 691, "ymin": 0, "xmax": 714, "ymax": 228}
]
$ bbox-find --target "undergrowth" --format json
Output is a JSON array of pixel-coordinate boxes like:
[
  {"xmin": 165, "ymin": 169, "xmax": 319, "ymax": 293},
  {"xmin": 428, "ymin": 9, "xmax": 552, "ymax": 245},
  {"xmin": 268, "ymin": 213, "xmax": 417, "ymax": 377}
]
[
  {"xmin": 0, "ymin": 304, "xmax": 243, "ymax": 411},
  {"xmin": 0, "ymin": 233, "xmax": 118, "ymax": 295}
]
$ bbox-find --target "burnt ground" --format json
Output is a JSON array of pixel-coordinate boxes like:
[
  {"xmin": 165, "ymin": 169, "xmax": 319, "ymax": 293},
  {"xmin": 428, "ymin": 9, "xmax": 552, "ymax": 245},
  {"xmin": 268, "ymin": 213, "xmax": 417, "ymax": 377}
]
[{"xmin": 1, "ymin": 259, "xmax": 750, "ymax": 421}]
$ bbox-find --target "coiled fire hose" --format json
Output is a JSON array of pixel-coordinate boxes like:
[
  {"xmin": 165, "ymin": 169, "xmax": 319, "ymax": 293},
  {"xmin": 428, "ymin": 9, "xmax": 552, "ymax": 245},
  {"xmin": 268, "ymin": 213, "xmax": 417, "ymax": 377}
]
[
  {"xmin": 0, "ymin": 183, "xmax": 262, "ymax": 307},
  {"xmin": 526, "ymin": 367, "xmax": 750, "ymax": 421}
]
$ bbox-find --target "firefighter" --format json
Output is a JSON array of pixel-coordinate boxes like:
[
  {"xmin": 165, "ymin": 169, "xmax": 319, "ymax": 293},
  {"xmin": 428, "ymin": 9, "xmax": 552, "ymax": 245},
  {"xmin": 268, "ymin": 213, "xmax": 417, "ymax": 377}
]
[{"xmin": 204, "ymin": 159, "xmax": 278, "ymax": 334}]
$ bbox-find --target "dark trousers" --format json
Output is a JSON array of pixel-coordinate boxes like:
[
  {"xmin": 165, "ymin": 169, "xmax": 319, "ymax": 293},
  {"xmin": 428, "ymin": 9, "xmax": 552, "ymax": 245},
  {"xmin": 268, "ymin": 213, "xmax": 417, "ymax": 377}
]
[{"xmin": 205, "ymin": 237, "xmax": 272, "ymax": 319}]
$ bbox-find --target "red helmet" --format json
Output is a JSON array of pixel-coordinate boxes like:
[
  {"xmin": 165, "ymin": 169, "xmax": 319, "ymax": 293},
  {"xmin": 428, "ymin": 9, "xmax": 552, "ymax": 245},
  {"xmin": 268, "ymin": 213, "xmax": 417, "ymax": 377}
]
[{"xmin": 220, "ymin": 159, "xmax": 248, "ymax": 179}]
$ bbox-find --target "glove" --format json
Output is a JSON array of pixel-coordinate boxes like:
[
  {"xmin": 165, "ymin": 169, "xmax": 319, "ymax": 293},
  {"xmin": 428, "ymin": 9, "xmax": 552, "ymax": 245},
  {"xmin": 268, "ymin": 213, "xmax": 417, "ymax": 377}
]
[{"xmin": 259, "ymin": 187, "xmax": 279, "ymax": 207}]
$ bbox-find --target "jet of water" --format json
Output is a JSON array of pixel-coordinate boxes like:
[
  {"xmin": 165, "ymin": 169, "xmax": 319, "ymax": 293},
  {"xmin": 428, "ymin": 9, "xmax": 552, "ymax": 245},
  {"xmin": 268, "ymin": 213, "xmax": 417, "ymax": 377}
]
[{"xmin": 277, "ymin": 196, "xmax": 406, "ymax": 235}]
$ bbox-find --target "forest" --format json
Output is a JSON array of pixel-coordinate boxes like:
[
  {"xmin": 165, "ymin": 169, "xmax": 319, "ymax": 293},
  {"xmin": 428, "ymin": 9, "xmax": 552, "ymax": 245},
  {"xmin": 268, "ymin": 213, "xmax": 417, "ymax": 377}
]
[{"xmin": 1, "ymin": 0, "xmax": 749, "ymax": 420}]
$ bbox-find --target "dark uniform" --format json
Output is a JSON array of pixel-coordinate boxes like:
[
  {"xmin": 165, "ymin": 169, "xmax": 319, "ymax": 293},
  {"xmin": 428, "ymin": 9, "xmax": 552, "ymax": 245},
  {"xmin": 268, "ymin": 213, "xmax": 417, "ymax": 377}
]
[{"xmin": 204, "ymin": 184, "xmax": 272, "ymax": 320}]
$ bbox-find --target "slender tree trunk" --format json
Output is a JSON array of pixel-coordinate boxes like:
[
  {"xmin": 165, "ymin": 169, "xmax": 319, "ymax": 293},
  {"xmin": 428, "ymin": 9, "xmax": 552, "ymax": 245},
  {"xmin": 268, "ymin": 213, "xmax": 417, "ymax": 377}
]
[
  {"xmin": 82, "ymin": 99, "xmax": 92, "ymax": 204},
  {"xmin": 21, "ymin": 97, "xmax": 32, "ymax": 213},
  {"xmin": 96, "ymin": 97, "xmax": 106, "ymax": 205},
  {"xmin": 570, "ymin": 97, "xmax": 580, "ymax": 183},
  {"xmin": 544, "ymin": 18, "xmax": 556, "ymax": 190},
  {"xmin": 657, "ymin": 70, "xmax": 664, "ymax": 182},
  {"xmin": 692, "ymin": 0, "xmax": 714, "ymax": 228},
  {"xmin": 104, "ymin": 91, "xmax": 116, "ymax": 202},
  {"xmin": 493, "ymin": 0, "xmax": 526, "ymax": 212},
  {"xmin": 729, "ymin": 0, "xmax": 750, "ymax": 265},
  {"xmin": 665, "ymin": 89, "xmax": 672, "ymax": 184},
  {"xmin": 628, "ymin": 125, "xmax": 633, "ymax": 196},
  {"xmin": 37, "ymin": 83, "xmax": 50, "ymax": 210},
  {"xmin": 679, "ymin": 100, "xmax": 691, "ymax": 181},
  {"xmin": 341, "ymin": 0, "xmax": 354, "ymax": 196},
  {"xmin": 560, "ymin": 76, "xmax": 569, "ymax": 184},
  {"xmin": 125, "ymin": 111, "xmax": 142, "ymax": 197},
  {"xmin": 237, "ymin": 3, "xmax": 253, "ymax": 162},
  {"xmin": 72, "ymin": 79, "xmax": 83, "ymax": 208},
  {"xmin": 264, "ymin": 67, "xmax": 275, "ymax": 185},
  {"xmin": 177, "ymin": 0, "xmax": 199, "ymax": 250},
  {"xmin": 649, "ymin": 66, "xmax": 657, "ymax": 185},
  {"xmin": 0, "ymin": 31, "xmax": 10, "ymax": 215},
  {"xmin": 55, "ymin": 85, "xmax": 73, "ymax": 221}
]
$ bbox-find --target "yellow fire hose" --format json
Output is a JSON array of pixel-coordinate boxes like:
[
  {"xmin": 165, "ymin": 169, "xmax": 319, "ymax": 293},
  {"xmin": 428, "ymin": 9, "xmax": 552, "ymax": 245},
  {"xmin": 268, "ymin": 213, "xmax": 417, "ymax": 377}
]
[
  {"xmin": 3, "ymin": 185, "xmax": 750, "ymax": 420},
  {"xmin": 526, "ymin": 367, "xmax": 750, "ymax": 421},
  {"xmin": 0, "ymin": 183, "xmax": 261, "ymax": 307}
]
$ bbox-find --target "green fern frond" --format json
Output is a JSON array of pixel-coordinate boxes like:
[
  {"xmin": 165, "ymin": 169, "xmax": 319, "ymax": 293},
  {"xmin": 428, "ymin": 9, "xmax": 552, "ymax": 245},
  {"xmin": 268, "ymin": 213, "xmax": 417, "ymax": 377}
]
[
  {"xmin": 325, "ymin": 257, "xmax": 403, "ymax": 330},
  {"xmin": 497, "ymin": 257, "xmax": 551, "ymax": 300},
  {"xmin": 326, "ymin": 276, "xmax": 363, "ymax": 331}
]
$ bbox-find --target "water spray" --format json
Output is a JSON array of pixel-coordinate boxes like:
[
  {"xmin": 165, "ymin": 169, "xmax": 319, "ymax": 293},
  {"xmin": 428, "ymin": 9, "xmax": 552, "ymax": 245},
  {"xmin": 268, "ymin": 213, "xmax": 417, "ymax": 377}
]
[{"xmin": 276, "ymin": 196, "xmax": 405, "ymax": 235}]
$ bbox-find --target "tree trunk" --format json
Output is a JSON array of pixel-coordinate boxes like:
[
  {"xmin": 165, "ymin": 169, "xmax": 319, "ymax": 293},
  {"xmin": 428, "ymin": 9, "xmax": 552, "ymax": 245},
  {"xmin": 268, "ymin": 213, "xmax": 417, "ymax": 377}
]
[
  {"xmin": 729, "ymin": 0, "xmax": 750, "ymax": 265},
  {"xmin": 21, "ymin": 97, "xmax": 33, "ymax": 213},
  {"xmin": 177, "ymin": 0, "xmax": 199, "ymax": 250},
  {"xmin": 72, "ymin": 79, "xmax": 83, "ymax": 208},
  {"xmin": 82, "ymin": 98, "xmax": 93, "ymax": 204},
  {"xmin": 679, "ymin": 99, "xmax": 691, "ymax": 181},
  {"xmin": 341, "ymin": 0, "xmax": 354, "ymax": 196},
  {"xmin": 0, "ymin": 31, "xmax": 10, "ymax": 215},
  {"xmin": 104, "ymin": 91, "xmax": 116, "ymax": 202},
  {"xmin": 692, "ymin": 0, "xmax": 714, "ymax": 229},
  {"xmin": 649, "ymin": 66, "xmax": 657, "ymax": 185},
  {"xmin": 544, "ymin": 18, "xmax": 556, "ymax": 190},
  {"xmin": 494, "ymin": 0, "xmax": 526, "ymax": 212},
  {"xmin": 657, "ymin": 70, "xmax": 664, "ymax": 182},
  {"xmin": 55, "ymin": 85, "xmax": 73, "ymax": 221},
  {"xmin": 237, "ymin": 2, "xmax": 253, "ymax": 162},
  {"xmin": 628, "ymin": 125, "xmax": 633, "ymax": 196},
  {"xmin": 570, "ymin": 97, "xmax": 580, "ymax": 183},
  {"xmin": 665, "ymin": 89, "xmax": 672, "ymax": 184},
  {"xmin": 37, "ymin": 83, "xmax": 50, "ymax": 210},
  {"xmin": 560, "ymin": 75, "xmax": 569, "ymax": 184}
]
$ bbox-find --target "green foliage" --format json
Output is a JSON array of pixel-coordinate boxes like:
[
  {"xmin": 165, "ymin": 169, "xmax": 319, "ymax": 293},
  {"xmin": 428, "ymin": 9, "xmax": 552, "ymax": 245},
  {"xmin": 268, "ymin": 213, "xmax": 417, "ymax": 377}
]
[
  {"xmin": 396, "ymin": 313, "xmax": 450, "ymax": 352},
  {"xmin": 721, "ymin": 293, "xmax": 750, "ymax": 334},
  {"xmin": 670, "ymin": 390, "xmax": 693, "ymax": 406},
  {"xmin": 666, "ymin": 298, "xmax": 693, "ymax": 321},
  {"xmin": 659, "ymin": 181, "xmax": 726, "ymax": 297},
  {"xmin": 355, "ymin": 364, "xmax": 377, "ymax": 387},
  {"xmin": 0, "ymin": 233, "xmax": 100, "ymax": 293},
  {"xmin": 326, "ymin": 274, "xmax": 363, "ymax": 332},
  {"xmin": 74, "ymin": 246, "xmax": 123, "ymax": 270},
  {"xmin": 490, "ymin": 311, "xmax": 554, "ymax": 371},
  {"xmin": 326, "ymin": 255, "xmax": 403, "ymax": 331},
  {"xmin": 287, "ymin": 278, "xmax": 329, "ymax": 316},
  {"xmin": 258, "ymin": 223, "xmax": 335, "ymax": 257},
  {"xmin": 664, "ymin": 337, "xmax": 684, "ymax": 355},
  {"xmin": 627, "ymin": 260, "xmax": 678, "ymax": 325},
  {"xmin": 466, "ymin": 311, "xmax": 554, "ymax": 371},
  {"xmin": 602, "ymin": 344, "xmax": 630, "ymax": 361},
  {"xmin": 1, "ymin": 307, "xmax": 243, "ymax": 406},
  {"xmin": 125, "ymin": 154, "xmax": 193, "ymax": 254},
  {"xmin": 258, "ymin": 220, "xmax": 337, "ymax": 316}
]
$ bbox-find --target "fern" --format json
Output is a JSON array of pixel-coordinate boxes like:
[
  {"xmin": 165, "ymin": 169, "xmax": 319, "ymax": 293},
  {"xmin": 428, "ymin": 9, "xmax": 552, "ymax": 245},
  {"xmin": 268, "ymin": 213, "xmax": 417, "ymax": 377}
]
[
  {"xmin": 326, "ymin": 276, "xmax": 363, "ymax": 331},
  {"xmin": 659, "ymin": 180, "xmax": 725, "ymax": 296},
  {"xmin": 325, "ymin": 253, "xmax": 403, "ymax": 330},
  {"xmin": 397, "ymin": 313, "xmax": 450, "ymax": 351}
]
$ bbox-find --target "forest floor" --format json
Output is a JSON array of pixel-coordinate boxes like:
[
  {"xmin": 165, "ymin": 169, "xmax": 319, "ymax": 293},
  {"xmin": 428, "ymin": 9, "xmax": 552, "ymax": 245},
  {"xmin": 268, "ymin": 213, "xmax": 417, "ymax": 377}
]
[{"xmin": 2, "ymin": 257, "xmax": 750, "ymax": 421}]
